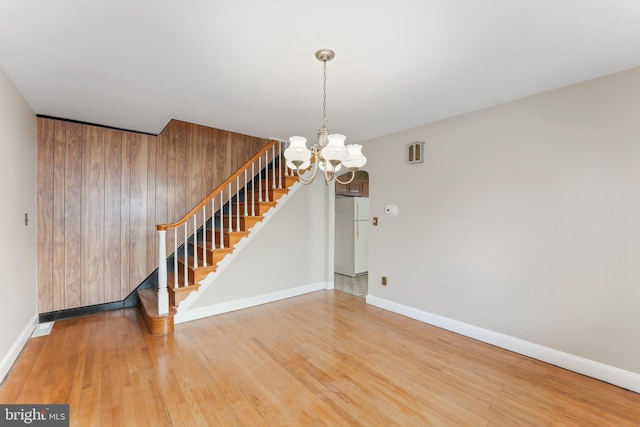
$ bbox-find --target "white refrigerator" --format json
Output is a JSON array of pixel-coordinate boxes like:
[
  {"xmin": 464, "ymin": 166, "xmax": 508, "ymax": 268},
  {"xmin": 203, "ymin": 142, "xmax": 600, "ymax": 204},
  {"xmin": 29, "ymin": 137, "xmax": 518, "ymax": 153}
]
[{"xmin": 335, "ymin": 197, "xmax": 369, "ymax": 276}]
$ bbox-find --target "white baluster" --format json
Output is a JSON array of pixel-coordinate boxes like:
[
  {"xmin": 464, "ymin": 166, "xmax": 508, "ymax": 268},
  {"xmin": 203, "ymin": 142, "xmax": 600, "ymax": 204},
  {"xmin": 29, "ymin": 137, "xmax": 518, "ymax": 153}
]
[
  {"xmin": 236, "ymin": 176, "xmax": 240, "ymax": 232},
  {"xmin": 183, "ymin": 224, "xmax": 188, "ymax": 287},
  {"xmin": 219, "ymin": 192, "xmax": 224, "ymax": 249},
  {"xmin": 211, "ymin": 198, "xmax": 215, "ymax": 249},
  {"xmin": 193, "ymin": 215, "xmax": 198, "ymax": 269},
  {"xmin": 173, "ymin": 228, "xmax": 178, "ymax": 288},
  {"xmin": 272, "ymin": 145, "xmax": 276, "ymax": 189},
  {"xmin": 264, "ymin": 151, "xmax": 269, "ymax": 202},
  {"xmin": 228, "ymin": 183, "xmax": 232, "ymax": 233},
  {"xmin": 258, "ymin": 157, "xmax": 263, "ymax": 202},
  {"xmin": 202, "ymin": 205, "xmax": 207, "ymax": 267},
  {"xmin": 251, "ymin": 163, "xmax": 255, "ymax": 216},
  {"xmin": 278, "ymin": 142, "xmax": 283, "ymax": 189},
  {"xmin": 244, "ymin": 169, "xmax": 248, "ymax": 217},
  {"xmin": 157, "ymin": 230, "xmax": 169, "ymax": 315},
  {"xmin": 284, "ymin": 141, "xmax": 290, "ymax": 177}
]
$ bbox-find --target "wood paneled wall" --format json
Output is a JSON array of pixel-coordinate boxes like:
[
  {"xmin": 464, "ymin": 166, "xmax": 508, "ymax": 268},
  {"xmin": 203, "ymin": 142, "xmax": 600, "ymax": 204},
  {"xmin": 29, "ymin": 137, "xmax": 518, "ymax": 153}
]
[{"xmin": 37, "ymin": 118, "xmax": 268, "ymax": 313}]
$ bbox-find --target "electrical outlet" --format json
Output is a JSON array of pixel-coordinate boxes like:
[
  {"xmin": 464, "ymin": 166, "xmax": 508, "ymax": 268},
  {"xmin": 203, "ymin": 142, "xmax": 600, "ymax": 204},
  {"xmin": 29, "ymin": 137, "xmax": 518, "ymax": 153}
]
[{"xmin": 381, "ymin": 276, "xmax": 387, "ymax": 286}]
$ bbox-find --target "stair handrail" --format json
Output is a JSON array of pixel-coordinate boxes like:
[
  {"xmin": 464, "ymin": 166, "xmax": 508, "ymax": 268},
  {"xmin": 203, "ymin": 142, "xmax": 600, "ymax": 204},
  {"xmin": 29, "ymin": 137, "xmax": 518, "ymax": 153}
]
[
  {"xmin": 157, "ymin": 139, "xmax": 278, "ymax": 231},
  {"xmin": 155, "ymin": 139, "xmax": 290, "ymax": 315}
]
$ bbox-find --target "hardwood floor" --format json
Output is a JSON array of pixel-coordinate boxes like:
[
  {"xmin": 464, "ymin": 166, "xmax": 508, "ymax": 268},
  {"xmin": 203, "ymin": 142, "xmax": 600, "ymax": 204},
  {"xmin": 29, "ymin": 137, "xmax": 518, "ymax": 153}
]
[{"xmin": 1, "ymin": 291, "xmax": 638, "ymax": 426}]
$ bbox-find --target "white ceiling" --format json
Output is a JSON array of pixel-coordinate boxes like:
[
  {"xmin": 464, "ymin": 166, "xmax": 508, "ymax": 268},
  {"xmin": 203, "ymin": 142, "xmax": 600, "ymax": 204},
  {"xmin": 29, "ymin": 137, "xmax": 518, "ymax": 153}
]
[{"xmin": 2, "ymin": 1, "xmax": 640, "ymax": 144}]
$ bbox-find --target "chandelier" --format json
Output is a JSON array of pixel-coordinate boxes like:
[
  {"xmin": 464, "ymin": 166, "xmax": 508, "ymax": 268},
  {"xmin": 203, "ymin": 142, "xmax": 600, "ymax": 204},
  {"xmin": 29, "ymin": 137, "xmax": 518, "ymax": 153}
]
[{"xmin": 284, "ymin": 49, "xmax": 366, "ymax": 185}]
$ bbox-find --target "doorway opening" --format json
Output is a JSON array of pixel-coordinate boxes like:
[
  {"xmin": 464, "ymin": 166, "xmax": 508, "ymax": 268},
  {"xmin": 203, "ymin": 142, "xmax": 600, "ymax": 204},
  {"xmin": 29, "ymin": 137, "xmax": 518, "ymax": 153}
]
[
  {"xmin": 334, "ymin": 273, "xmax": 368, "ymax": 298},
  {"xmin": 334, "ymin": 170, "xmax": 369, "ymax": 299}
]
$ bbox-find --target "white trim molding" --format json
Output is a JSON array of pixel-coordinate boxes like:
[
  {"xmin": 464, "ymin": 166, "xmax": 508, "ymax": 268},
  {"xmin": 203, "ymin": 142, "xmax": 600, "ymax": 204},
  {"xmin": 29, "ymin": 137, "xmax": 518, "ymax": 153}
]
[
  {"xmin": 0, "ymin": 313, "xmax": 38, "ymax": 382},
  {"xmin": 175, "ymin": 282, "xmax": 329, "ymax": 324},
  {"xmin": 366, "ymin": 295, "xmax": 640, "ymax": 394}
]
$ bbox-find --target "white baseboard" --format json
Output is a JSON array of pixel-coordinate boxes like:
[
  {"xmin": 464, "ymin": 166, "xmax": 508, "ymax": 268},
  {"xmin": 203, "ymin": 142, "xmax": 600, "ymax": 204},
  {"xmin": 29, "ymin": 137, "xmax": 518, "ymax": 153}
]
[
  {"xmin": 366, "ymin": 295, "xmax": 640, "ymax": 394},
  {"xmin": 175, "ymin": 281, "xmax": 329, "ymax": 324},
  {"xmin": 0, "ymin": 313, "xmax": 38, "ymax": 382}
]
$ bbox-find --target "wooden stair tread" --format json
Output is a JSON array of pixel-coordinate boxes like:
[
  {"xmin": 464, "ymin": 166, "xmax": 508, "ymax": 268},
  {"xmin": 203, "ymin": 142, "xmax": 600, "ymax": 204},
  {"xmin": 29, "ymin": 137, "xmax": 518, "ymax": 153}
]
[
  {"xmin": 209, "ymin": 228, "xmax": 251, "ymax": 235},
  {"xmin": 246, "ymin": 188, "xmax": 289, "ymax": 202},
  {"xmin": 168, "ymin": 281, "xmax": 200, "ymax": 292},
  {"xmin": 167, "ymin": 270, "xmax": 206, "ymax": 287},
  {"xmin": 232, "ymin": 201, "xmax": 276, "ymax": 208},
  {"xmin": 219, "ymin": 222, "xmax": 260, "ymax": 233},
  {"xmin": 205, "ymin": 229, "xmax": 250, "ymax": 247},
  {"xmin": 211, "ymin": 229, "xmax": 251, "ymax": 236},
  {"xmin": 178, "ymin": 256, "xmax": 218, "ymax": 271},
  {"xmin": 190, "ymin": 242, "xmax": 234, "ymax": 255},
  {"xmin": 187, "ymin": 245, "xmax": 233, "ymax": 267},
  {"xmin": 176, "ymin": 255, "xmax": 218, "ymax": 286},
  {"xmin": 138, "ymin": 288, "xmax": 175, "ymax": 335},
  {"xmin": 220, "ymin": 215, "xmax": 264, "ymax": 225},
  {"xmin": 167, "ymin": 272, "xmax": 201, "ymax": 308}
]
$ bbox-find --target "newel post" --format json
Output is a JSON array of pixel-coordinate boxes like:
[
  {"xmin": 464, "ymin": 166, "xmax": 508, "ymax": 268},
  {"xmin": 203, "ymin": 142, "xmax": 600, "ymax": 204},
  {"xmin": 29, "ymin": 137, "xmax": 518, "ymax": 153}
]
[{"xmin": 157, "ymin": 229, "xmax": 169, "ymax": 315}]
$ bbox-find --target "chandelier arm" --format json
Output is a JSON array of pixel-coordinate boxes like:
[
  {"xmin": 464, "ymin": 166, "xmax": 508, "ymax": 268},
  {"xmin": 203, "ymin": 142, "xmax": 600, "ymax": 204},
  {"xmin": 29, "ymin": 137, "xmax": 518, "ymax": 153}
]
[
  {"xmin": 296, "ymin": 157, "xmax": 320, "ymax": 185},
  {"xmin": 334, "ymin": 169, "xmax": 356, "ymax": 185},
  {"xmin": 323, "ymin": 165, "xmax": 336, "ymax": 184}
]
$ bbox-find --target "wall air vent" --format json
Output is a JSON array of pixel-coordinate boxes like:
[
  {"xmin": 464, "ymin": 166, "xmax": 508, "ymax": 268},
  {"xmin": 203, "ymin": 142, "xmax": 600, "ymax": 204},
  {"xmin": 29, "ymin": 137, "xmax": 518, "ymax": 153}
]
[{"xmin": 408, "ymin": 141, "xmax": 425, "ymax": 164}]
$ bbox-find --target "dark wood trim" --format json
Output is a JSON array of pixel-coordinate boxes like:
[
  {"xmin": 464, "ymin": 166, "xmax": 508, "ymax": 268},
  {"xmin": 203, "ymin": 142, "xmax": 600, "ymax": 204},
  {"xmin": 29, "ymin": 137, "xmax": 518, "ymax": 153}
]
[
  {"xmin": 36, "ymin": 114, "xmax": 157, "ymax": 136},
  {"xmin": 38, "ymin": 269, "xmax": 158, "ymax": 322}
]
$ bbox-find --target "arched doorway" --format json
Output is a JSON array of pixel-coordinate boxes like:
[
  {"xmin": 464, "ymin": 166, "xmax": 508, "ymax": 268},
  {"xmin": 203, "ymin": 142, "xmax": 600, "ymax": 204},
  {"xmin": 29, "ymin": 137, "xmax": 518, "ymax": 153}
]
[{"xmin": 334, "ymin": 170, "xmax": 369, "ymax": 298}]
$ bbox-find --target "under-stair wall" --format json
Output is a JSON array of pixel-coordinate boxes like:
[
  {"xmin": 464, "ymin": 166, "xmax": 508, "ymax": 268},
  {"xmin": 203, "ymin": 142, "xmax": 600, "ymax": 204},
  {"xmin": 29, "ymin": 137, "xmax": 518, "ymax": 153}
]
[
  {"xmin": 176, "ymin": 175, "xmax": 333, "ymax": 323},
  {"xmin": 36, "ymin": 117, "xmax": 269, "ymax": 313}
]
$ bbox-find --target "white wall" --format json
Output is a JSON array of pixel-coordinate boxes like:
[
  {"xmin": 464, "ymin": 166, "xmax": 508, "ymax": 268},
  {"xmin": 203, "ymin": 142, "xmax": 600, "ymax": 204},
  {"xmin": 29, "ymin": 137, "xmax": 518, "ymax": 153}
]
[
  {"xmin": 185, "ymin": 176, "xmax": 331, "ymax": 313},
  {"xmin": 365, "ymin": 67, "xmax": 640, "ymax": 379},
  {"xmin": 0, "ymin": 66, "xmax": 38, "ymax": 380}
]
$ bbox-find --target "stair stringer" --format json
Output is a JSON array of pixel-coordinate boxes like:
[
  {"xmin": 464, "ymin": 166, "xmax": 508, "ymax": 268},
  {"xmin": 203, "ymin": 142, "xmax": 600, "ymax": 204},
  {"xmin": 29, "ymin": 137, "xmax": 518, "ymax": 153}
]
[{"xmin": 173, "ymin": 178, "xmax": 332, "ymax": 324}]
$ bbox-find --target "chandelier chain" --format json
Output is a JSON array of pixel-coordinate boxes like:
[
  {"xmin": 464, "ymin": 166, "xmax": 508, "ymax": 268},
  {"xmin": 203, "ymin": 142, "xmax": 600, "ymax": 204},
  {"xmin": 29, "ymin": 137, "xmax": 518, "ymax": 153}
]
[{"xmin": 321, "ymin": 60, "xmax": 327, "ymax": 129}]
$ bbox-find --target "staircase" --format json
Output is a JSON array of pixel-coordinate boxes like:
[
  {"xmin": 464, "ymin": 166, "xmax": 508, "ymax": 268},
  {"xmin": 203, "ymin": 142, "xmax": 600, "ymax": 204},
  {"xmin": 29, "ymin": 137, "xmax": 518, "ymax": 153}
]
[{"xmin": 138, "ymin": 140, "xmax": 299, "ymax": 335}]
